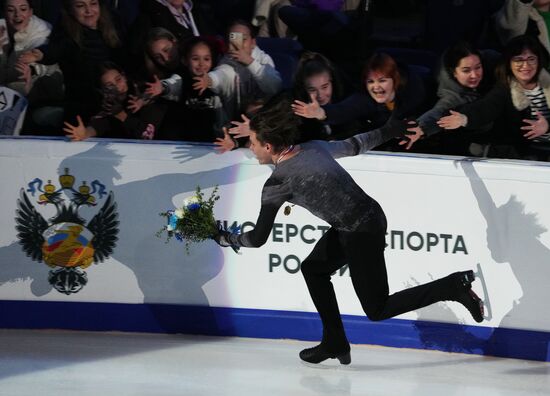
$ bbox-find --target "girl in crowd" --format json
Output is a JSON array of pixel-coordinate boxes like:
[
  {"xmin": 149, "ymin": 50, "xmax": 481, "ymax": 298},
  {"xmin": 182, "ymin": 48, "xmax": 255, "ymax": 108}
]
[
  {"xmin": 20, "ymin": 0, "xmax": 127, "ymax": 125},
  {"xmin": 63, "ymin": 62, "xmax": 159, "ymax": 141},
  {"xmin": 438, "ymin": 35, "xmax": 550, "ymax": 158},
  {"xmin": 138, "ymin": 32, "xmax": 225, "ymax": 141},
  {"xmin": 178, "ymin": 36, "xmax": 226, "ymax": 141},
  {"xmin": 404, "ymin": 41, "xmax": 495, "ymax": 153},
  {"xmin": 0, "ymin": 0, "xmax": 63, "ymax": 134},
  {"xmin": 221, "ymin": 51, "xmax": 350, "ymax": 149},
  {"xmin": 292, "ymin": 51, "xmax": 355, "ymax": 140},
  {"xmin": 131, "ymin": 27, "xmax": 186, "ymax": 140},
  {"xmin": 193, "ymin": 19, "xmax": 282, "ymax": 121},
  {"xmin": 292, "ymin": 52, "xmax": 426, "ymax": 148},
  {"xmin": 221, "ymin": 51, "xmax": 350, "ymax": 148},
  {"xmin": 0, "ymin": 0, "xmax": 60, "ymax": 95},
  {"xmin": 142, "ymin": 26, "xmax": 186, "ymax": 81}
]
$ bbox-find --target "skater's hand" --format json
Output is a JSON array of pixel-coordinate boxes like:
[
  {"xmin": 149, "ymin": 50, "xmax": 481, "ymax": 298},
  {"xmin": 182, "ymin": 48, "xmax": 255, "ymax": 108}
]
[
  {"xmin": 381, "ymin": 118, "xmax": 418, "ymax": 142},
  {"xmin": 399, "ymin": 122, "xmax": 424, "ymax": 150},
  {"xmin": 213, "ymin": 228, "xmax": 241, "ymax": 253},
  {"xmin": 213, "ymin": 230, "xmax": 232, "ymax": 247}
]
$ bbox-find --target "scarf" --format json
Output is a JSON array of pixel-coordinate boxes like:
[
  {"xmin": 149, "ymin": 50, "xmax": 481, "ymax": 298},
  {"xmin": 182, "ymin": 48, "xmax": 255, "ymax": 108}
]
[{"xmin": 13, "ymin": 15, "xmax": 51, "ymax": 52}]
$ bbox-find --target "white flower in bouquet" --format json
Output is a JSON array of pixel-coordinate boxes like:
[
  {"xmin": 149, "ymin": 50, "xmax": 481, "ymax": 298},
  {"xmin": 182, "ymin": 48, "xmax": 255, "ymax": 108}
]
[
  {"xmin": 183, "ymin": 196, "xmax": 200, "ymax": 207},
  {"xmin": 174, "ymin": 208, "xmax": 185, "ymax": 219}
]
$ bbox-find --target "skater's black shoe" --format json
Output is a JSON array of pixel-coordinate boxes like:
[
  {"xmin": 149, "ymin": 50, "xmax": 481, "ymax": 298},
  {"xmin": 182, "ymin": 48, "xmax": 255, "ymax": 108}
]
[
  {"xmin": 299, "ymin": 344, "xmax": 351, "ymax": 365},
  {"xmin": 452, "ymin": 270, "xmax": 484, "ymax": 323}
]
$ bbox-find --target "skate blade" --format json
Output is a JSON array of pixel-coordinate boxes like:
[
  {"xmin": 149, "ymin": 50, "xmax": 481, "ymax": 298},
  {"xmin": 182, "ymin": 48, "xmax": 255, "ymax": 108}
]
[{"xmin": 474, "ymin": 263, "xmax": 492, "ymax": 321}]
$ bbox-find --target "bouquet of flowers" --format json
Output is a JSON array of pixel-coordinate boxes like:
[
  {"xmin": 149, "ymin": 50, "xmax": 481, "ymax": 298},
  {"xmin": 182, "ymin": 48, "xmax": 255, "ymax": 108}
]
[{"xmin": 157, "ymin": 186, "xmax": 221, "ymax": 253}]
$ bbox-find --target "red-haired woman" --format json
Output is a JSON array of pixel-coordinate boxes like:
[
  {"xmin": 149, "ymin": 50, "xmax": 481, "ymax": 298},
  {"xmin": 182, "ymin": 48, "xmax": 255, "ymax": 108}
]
[{"xmin": 292, "ymin": 52, "xmax": 426, "ymax": 143}]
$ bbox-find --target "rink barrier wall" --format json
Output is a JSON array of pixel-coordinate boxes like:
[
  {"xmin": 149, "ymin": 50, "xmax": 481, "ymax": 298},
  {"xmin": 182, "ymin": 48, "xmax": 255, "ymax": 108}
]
[
  {"xmin": 2, "ymin": 137, "xmax": 550, "ymax": 363},
  {"xmin": 0, "ymin": 301, "xmax": 548, "ymax": 362}
]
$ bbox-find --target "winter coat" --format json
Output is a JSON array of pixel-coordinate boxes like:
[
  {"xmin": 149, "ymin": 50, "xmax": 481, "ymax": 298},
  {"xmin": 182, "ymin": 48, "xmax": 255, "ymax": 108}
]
[
  {"xmin": 495, "ymin": 0, "xmax": 550, "ymax": 53},
  {"xmin": 460, "ymin": 69, "xmax": 550, "ymax": 144},
  {"xmin": 417, "ymin": 67, "xmax": 484, "ymax": 137}
]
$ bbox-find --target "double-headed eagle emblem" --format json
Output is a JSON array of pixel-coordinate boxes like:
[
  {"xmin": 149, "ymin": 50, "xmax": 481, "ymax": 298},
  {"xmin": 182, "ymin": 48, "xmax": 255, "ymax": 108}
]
[{"xmin": 15, "ymin": 168, "xmax": 119, "ymax": 294}]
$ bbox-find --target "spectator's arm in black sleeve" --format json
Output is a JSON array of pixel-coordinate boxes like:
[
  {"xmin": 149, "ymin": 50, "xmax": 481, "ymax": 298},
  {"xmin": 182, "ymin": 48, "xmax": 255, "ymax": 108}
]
[
  {"xmin": 394, "ymin": 67, "xmax": 426, "ymax": 119},
  {"xmin": 459, "ymin": 83, "xmax": 508, "ymax": 129},
  {"xmin": 417, "ymin": 93, "xmax": 465, "ymax": 137},
  {"xmin": 123, "ymin": 116, "xmax": 151, "ymax": 139},
  {"xmin": 322, "ymin": 93, "xmax": 374, "ymax": 125},
  {"xmin": 40, "ymin": 26, "xmax": 74, "ymax": 65}
]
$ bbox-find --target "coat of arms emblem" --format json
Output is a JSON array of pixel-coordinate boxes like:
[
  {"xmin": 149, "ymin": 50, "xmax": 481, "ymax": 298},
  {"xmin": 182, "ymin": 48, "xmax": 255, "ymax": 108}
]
[{"xmin": 15, "ymin": 168, "xmax": 119, "ymax": 294}]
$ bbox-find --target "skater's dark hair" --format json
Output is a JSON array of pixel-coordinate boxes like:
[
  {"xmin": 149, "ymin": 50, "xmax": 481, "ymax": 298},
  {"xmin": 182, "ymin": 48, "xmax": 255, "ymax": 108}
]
[{"xmin": 250, "ymin": 93, "xmax": 301, "ymax": 153}]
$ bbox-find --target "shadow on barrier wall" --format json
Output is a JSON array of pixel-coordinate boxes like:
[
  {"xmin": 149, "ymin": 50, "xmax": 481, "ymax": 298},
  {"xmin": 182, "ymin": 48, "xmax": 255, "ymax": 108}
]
[
  {"xmin": 411, "ymin": 159, "xmax": 550, "ymax": 361},
  {"xmin": 0, "ymin": 141, "xmax": 263, "ymax": 335}
]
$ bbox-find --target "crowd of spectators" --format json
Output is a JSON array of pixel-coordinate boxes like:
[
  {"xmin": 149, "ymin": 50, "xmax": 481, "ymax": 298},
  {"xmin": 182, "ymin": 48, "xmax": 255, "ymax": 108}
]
[{"xmin": 2, "ymin": 0, "xmax": 550, "ymax": 161}]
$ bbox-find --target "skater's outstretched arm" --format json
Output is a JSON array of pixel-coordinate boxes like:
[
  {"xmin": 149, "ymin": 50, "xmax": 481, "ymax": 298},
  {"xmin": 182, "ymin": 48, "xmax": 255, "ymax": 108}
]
[
  {"xmin": 325, "ymin": 119, "xmax": 416, "ymax": 159},
  {"xmin": 215, "ymin": 178, "xmax": 290, "ymax": 248}
]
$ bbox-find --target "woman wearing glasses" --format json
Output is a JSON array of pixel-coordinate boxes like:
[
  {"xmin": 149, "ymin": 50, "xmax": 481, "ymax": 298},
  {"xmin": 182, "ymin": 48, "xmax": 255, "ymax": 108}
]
[{"xmin": 438, "ymin": 35, "xmax": 550, "ymax": 159}]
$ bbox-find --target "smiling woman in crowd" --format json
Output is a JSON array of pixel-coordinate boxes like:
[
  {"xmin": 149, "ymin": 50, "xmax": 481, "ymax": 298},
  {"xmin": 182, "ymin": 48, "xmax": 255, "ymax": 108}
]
[
  {"xmin": 403, "ymin": 41, "xmax": 495, "ymax": 154},
  {"xmin": 291, "ymin": 51, "xmax": 357, "ymax": 140},
  {"xmin": 438, "ymin": 35, "xmax": 550, "ymax": 158},
  {"xmin": 292, "ymin": 52, "xmax": 426, "ymax": 147}
]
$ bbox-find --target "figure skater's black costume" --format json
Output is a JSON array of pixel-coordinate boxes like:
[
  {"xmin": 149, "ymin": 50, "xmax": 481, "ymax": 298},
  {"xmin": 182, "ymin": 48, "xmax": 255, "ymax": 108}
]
[{"xmin": 219, "ymin": 127, "xmax": 483, "ymax": 364}]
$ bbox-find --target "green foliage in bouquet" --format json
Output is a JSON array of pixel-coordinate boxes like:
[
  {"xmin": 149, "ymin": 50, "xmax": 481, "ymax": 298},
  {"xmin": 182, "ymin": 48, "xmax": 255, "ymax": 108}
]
[{"xmin": 157, "ymin": 185, "xmax": 220, "ymax": 253}]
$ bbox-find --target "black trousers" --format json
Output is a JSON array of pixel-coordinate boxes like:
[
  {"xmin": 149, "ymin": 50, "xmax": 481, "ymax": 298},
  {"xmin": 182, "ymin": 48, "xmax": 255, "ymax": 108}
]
[{"xmin": 301, "ymin": 227, "xmax": 458, "ymax": 352}]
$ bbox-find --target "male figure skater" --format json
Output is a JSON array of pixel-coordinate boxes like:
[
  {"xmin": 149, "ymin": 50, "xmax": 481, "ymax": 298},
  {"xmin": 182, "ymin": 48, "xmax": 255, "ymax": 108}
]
[{"xmin": 214, "ymin": 96, "xmax": 484, "ymax": 365}]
